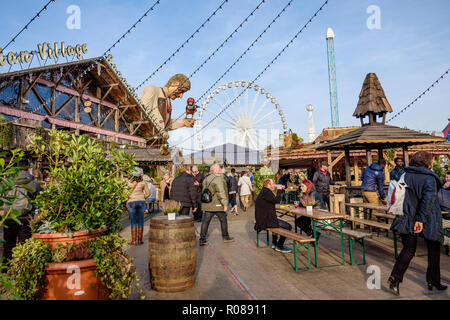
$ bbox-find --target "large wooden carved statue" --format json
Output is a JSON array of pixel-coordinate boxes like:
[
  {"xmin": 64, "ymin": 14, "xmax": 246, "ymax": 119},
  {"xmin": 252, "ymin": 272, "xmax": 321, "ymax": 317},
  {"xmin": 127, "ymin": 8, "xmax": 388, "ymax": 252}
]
[{"xmin": 140, "ymin": 74, "xmax": 195, "ymax": 139}]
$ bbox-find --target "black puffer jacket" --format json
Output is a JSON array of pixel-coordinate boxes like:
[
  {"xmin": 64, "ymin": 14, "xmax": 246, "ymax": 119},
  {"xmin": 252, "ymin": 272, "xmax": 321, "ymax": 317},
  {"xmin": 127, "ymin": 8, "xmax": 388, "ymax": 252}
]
[
  {"xmin": 170, "ymin": 172, "xmax": 198, "ymax": 208},
  {"xmin": 390, "ymin": 166, "xmax": 444, "ymax": 244},
  {"xmin": 312, "ymin": 170, "xmax": 335, "ymax": 195},
  {"xmin": 254, "ymin": 187, "xmax": 284, "ymax": 232}
]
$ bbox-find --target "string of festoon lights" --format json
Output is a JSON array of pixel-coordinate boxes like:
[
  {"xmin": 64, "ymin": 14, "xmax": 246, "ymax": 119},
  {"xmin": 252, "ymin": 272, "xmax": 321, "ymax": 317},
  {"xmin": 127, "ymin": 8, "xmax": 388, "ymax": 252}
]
[
  {"xmin": 134, "ymin": 0, "xmax": 269, "ymax": 122},
  {"xmin": 170, "ymin": 0, "xmax": 275, "ymax": 120},
  {"xmin": 173, "ymin": 0, "xmax": 329, "ymax": 149},
  {"xmin": 196, "ymin": 0, "xmax": 295, "ymax": 106},
  {"xmin": 132, "ymin": 0, "xmax": 230, "ymax": 94},
  {"xmin": 25, "ymin": 0, "xmax": 168, "ymax": 140},
  {"xmin": 386, "ymin": 67, "xmax": 450, "ymax": 123},
  {"xmin": 1, "ymin": 0, "xmax": 56, "ymax": 54},
  {"xmin": 173, "ymin": 0, "xmax": 294, "ymax": 120}
]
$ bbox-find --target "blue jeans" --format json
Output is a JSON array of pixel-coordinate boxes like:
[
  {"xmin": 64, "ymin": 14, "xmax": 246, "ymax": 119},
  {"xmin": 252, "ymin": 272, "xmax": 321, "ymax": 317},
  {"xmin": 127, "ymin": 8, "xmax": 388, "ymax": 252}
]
[
  {"xmin": 146, "ymin": 197, "xmax": 156, "ymax": 212},
  {"xmin": 273, "ymin": 219, "xmax": 292, "ymax": 248},
  {"xmin": 128, "ymin": 201, "xmax": 146, "ymax": 228}
]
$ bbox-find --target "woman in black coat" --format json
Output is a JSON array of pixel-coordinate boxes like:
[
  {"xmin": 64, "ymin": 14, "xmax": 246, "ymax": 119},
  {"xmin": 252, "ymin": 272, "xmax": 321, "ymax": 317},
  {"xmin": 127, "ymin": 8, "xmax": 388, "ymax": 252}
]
[
  {"xmin": 254, "ymin": 179, "xmax": 292, "ymax": 253},
  {"xmin": 388, "ymin": 151, "xmax": 447, "ymax": 295}
]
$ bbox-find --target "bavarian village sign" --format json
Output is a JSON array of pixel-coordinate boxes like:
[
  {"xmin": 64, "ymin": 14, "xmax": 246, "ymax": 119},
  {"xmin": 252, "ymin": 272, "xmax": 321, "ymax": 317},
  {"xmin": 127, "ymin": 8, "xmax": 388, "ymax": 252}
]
[{"xmin": 0, "ymin": 42, "xmax": 88, "ymax": 67}]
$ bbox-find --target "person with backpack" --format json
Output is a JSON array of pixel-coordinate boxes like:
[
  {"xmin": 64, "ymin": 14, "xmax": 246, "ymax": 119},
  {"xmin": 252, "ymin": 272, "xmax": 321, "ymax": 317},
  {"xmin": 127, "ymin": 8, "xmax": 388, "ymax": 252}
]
[
  {"xmin": 227, "ymin": 168, "xmax": 239, "ymax": 215},
  {"xmin": 387, "ymin": 151, "xmax": 447, "ymax": 296},
  {"xmin": 199, "ymin": 163, "xmax": 234, "ymax": 246},
  {"xmin": 2, "ymin": 159, "xmax": 42, "ymax": 264}
]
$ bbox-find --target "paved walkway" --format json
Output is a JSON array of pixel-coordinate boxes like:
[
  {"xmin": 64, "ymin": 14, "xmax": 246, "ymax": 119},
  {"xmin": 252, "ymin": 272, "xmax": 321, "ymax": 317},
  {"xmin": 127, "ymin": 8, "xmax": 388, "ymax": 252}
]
[{"xmin": 122, "ymin": 207, "xmax": 450, "ymax": 300}]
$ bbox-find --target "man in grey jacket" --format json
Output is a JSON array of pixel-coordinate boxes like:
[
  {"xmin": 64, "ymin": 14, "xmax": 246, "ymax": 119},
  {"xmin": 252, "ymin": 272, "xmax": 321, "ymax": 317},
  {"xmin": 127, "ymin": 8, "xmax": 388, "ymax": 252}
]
[{"xmin": 199, "ymin": 163, "xmax": 234, "ymax": 246}]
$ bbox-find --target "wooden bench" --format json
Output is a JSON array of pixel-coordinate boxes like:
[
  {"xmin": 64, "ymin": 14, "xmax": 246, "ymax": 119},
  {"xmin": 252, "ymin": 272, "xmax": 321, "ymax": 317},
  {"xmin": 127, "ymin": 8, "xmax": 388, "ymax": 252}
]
[
  {"xmin": 323, "ymin": 227, "xmax": 371, "ymax": 265},
  {"xmin": 344, "ymin": 216, "xmax": 399, "ymax": 258},
  {"xmin": 256, "ymin": 228, "xmax": 315, "ymax": 271}
]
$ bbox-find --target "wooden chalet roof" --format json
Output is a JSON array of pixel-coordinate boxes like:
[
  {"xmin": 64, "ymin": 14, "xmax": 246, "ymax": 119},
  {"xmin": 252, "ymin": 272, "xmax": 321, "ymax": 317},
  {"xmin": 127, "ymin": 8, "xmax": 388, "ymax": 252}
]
[
  {"xmin": 313, "ymin": 127, "xmax": 359, "ymax": 144},
  {"xmin": 316, "ymin": 123, "xmax": 445, "ymax": 150},
  {"xmin": 0, "ymin": 57, "xmax": 165, "ymax": 143},
  {"xmin": 353, "ymin": 73, "xmax": 393, "ymax": 118}
]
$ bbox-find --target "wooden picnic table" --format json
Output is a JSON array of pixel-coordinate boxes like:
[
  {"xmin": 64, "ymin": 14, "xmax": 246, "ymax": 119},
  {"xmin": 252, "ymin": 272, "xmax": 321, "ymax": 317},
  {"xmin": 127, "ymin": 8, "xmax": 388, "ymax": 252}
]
[{"xmin": 277, "ymin": 205, "xmax": 346, "ymax": 268}]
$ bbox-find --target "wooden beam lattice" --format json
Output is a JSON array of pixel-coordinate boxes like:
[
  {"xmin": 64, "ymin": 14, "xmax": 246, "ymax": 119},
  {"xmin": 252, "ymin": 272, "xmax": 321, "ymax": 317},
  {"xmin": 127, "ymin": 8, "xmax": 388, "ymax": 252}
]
[{"xmin": 31, "ymin": 86, "xmax": 52, "ymax": 115}]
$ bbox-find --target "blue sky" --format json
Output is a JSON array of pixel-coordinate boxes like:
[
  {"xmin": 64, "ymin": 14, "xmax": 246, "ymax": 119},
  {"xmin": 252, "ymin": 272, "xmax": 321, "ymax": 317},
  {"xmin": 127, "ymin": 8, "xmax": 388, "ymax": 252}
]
[{"xmin": 1, "ymin": 0, "xmax": 449, "ymax": 152}]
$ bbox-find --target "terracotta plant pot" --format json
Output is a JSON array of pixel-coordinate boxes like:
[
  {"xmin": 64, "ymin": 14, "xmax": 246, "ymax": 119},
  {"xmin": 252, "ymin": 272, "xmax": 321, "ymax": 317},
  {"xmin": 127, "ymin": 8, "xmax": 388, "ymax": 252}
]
[
  {"xmin": 41, "ymin": 258, "xmax": 110, "ymax": 300},
  {"xmin": 32, "ymin": 227, "xmax": 106, "ymax": 251}
]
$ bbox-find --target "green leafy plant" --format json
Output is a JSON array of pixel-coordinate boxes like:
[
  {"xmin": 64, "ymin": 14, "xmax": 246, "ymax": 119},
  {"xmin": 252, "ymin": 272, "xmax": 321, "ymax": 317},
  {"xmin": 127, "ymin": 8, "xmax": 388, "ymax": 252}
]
[
  {"xmin": 0, "ymin": 146, "xmax": 25, "ymax": 299},
  {"xmin": 8, "ymin": 238, "xmax": 52, "ymax": 300},
  {"xmin": 300, "ymin": 195, "xmax": 316, "ymax": 207},
  {"xmin": 88, "ymin": 233, "xmax": 145, "ymax": 300},
  {"xmin": 27, "ymin": 130, "xmax": 137, "ymax": 233},
  {"xmin": 253, "ymin": 166, "xmax": 274, "ymax": 194},
  {"xmin": 161, "ymin": 200, "xmax": 181, "ymax": 214},
  {"xmin": 33, "ymin": 126, "xmax": 45, "ymax": 138},
  {"xmin": 7, "ymin": 234, "xmax": 145, "ymax": 300},
  {"xmin": 153, "ymin": 176, "xmax": 161, "ymax": 184}
]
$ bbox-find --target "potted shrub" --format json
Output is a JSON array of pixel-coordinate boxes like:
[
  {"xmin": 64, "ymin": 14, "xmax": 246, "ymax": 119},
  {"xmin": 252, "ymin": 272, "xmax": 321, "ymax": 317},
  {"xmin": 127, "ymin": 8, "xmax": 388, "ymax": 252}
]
[
  {"xmin": 162, "ymin": 200, "xmax": 181, "ymax": 220},
  {"xmin": 6, "ymin": 130, "xmax": 145, "ymax": 300},
  {"xmin": 160, "ymin": 144, "xmax": 169, "ymax": 156},
  {"xmin": 301, "ymin": 196, "xmax": 316, "ymax": 216}
]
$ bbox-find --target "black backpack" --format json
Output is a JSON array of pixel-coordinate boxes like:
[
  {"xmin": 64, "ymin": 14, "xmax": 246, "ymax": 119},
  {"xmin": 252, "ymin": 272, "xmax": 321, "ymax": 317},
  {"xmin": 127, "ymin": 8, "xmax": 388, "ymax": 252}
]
[
  {"xmin": 201, "ymin": 176, "xmax": 217, "ymax": 203},
  {"xmin": 224, "ymin": 174, "xmax": 232, "ymax": 192}
]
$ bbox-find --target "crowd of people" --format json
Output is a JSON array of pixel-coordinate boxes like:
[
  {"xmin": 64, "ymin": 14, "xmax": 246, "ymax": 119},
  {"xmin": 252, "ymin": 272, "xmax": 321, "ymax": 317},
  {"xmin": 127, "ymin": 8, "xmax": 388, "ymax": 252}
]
[
  {"xmin": 125, "ymin": 164, "xmax": 258, "ymax": 247},
  {"xmin": 2, "ymin": 152, "xmax": 449, "ymax": 296}
]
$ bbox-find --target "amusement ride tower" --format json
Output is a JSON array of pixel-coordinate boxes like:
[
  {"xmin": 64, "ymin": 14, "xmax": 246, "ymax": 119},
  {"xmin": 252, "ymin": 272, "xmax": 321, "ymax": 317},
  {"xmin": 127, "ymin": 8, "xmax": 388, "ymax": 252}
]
[{"xmin": 326, "ymin": 27, "xmax": 340, "ymax": 128}]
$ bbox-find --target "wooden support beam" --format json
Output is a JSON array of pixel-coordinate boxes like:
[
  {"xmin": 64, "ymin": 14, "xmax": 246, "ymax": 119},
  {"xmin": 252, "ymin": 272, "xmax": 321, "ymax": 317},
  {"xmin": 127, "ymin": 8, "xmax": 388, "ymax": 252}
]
[
  {"xmin": 366, "ymin": 149, "xmax": 372, "ymax": 165},
  {"xmin": 330, "ymin": 151, "xmax": 345, "ymax": 167},
  {"xmin": 345, "ymin": 147, "xmax": 351, "ymax": 188},
  {"xmin": 54, "ymin": 95, "xmax": 76, "ymax": 117},
  {"xmin": 0, "ymin": 80, "xmax": 14, "ymax": 94},
  {"xmin": 31, "ymin": 86, "xmax": 52, "ymax": 115},
  {"xmin": 100, "ymin": 108, "xmax": 115, "ymax": 127},
  {"xmin": 101, "ymin": 84, "xmax": 116, "ymax": 101},
  {"xmin": 353, "ymin": 160, "xmax": 359, "ymax": 183},
  {"xmin": 51, "ymin": 72, "xmax": 57, "ymax": 115},
  {"xmin": 402, "ymin": 146, "xmax": 409, "ymax": 166},
  {"xmin": 131, "ymin": 123, "xmax": 143, "ymax": 136},
  {"xmin": 75, "ymin": 96, "xmax": 80, "ymax": 136},
  {"xmin": 118, "ymin": 104, "xmax": 136, "ymax": 108},
  {"xmin": 24, "ymin": 72, "xmax": 43, "ymax": 97},
  {"xmin": 55, "ymin": 66, "xmax": 75, "ymax": 87}
]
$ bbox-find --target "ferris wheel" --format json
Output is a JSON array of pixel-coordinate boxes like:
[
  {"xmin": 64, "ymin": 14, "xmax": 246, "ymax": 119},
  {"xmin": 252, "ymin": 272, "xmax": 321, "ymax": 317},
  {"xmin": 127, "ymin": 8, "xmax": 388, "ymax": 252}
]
[{"xmin": 195, "ymin": 81, "xmax": 289, "ymax": 150}]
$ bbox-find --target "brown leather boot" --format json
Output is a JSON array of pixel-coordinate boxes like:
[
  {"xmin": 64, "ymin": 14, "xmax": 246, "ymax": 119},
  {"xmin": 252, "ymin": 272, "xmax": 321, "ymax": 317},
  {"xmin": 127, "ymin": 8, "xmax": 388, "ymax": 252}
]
[
  {"xmin": 128, "ymin": 228, "xmax": 136, "ymax": 246},
  {"xmin": 137, "ymin": 228, "xmax": 144, "ymax": 245}
]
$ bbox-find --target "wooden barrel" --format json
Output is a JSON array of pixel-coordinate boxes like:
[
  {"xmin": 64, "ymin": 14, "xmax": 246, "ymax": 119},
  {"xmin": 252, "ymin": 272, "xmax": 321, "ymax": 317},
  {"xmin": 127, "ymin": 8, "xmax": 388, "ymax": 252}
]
[{"xmin": 148, "ymin": 216, "xmax": 197, "ymax": 293}]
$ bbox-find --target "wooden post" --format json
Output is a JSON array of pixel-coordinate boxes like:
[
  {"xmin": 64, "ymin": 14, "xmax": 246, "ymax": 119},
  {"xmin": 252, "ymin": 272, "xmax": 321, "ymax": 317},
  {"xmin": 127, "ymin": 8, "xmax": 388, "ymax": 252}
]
[
  {"xmin": 402, "ymin": 146, "xmax": 409, "ymax": 166},
  {"xmin": 114, "ymin": 109, "xmax": 119, "ymax": 143},
  {"xmin": 353, "ymin": 160, "xmax": 359, "ymax": 183},
  {"xmin": 344, "ymin": 147, "xmax": 351, "ymax": 215},
  {"xmin": 327, "ymin": 150, "xmax": 333, "ymax": 179},
  {"xmin": 366, "ymin": 149, "xmax": 372, "ymax": 165},
  {"xmin": 377, "ymin": 148, "xmax": 384, "ymax": 162},
  {"xmin": 75, "ymin": 96, "xmax": 80, "ymax": 136}
]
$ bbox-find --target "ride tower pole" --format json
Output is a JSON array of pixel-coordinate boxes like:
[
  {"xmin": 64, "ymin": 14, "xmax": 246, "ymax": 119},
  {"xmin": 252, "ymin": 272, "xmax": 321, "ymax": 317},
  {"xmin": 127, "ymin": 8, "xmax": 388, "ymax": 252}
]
[{"xmin": 326, "ymin": 28, "xmax": 340, "ymax": 128}]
